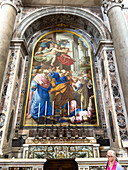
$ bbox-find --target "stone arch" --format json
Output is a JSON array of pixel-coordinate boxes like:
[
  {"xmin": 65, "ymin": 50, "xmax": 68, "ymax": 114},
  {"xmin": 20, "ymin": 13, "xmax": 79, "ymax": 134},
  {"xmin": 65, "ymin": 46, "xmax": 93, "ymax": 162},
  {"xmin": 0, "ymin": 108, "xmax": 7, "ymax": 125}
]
[{"xmin": 13, "ymin": 6, "xmax": 111, "ymax": 47}]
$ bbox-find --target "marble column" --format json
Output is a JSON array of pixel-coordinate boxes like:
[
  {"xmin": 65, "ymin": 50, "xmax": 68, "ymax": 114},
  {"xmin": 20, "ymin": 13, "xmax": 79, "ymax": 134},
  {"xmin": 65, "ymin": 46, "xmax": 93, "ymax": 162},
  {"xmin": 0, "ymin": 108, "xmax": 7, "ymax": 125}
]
[
  {"xmin": 102, "ymin": 0, "xmax": 128, "ymax": 114},
  {"xmin": 0, "ymin": 0, "xmax": 20, "ymax": 93}
]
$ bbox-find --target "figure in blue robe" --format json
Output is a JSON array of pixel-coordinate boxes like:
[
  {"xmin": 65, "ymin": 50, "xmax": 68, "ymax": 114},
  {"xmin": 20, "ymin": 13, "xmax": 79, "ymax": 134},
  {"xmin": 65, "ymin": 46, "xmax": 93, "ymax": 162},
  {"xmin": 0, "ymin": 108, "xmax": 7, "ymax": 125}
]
[
  {"xmin": 49, "ymin": 71, "xmax": 67, "ymax": 85},
  {"xmin": 28, "ymin": 73, "xmax": 52, "ymax": 119}
]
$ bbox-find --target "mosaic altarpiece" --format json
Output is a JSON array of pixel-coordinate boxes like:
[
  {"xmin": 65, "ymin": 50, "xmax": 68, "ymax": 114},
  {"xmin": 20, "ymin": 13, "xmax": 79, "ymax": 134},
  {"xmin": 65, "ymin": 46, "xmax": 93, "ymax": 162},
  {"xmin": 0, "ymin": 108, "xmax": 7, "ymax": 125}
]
[{"xmin": 23, "ymin": 31, "xmax": 99, "ymax": 127}]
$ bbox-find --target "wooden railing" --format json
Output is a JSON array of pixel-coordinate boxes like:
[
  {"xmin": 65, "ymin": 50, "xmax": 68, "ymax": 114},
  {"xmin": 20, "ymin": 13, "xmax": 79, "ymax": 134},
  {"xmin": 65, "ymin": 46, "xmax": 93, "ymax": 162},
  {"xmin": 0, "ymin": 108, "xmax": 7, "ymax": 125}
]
[{"xmin": 0, "ymin": 158, "xmax": 127, "ymax": 170}]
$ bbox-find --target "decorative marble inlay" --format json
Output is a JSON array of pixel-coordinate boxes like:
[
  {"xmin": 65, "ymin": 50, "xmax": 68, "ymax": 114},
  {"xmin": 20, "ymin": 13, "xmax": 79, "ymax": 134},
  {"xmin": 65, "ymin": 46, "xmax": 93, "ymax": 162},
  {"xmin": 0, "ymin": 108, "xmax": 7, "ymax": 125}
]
[
  {"xmin": 12, "ymin": 82, "xmax": 19, "ymax": 106},
  {"xmin": 1, "ymin": 51, "xmax": 17, "ymax": 113},
  {"xmin": 120, "ymin": 128, "xmax": 128, "ymax": 139},
  {"xmin": 104, "ymin": 84, "xmax": 110, "ymax": 106},
  {"xmin": 0, "ymin": 113, "xmax": 5, "ymax": 129},
  {"xmin": 0, "ymin": 50, "xmax": 18, "ymax": 142},
  {"xmin": 28, "ymin": 145, "xmax": 94, "ymax": 159},
  {"xmin": 111, "ymin": 84, "xmax": 120, "ymax": 98},
  {"xmin": 108, "ymin": 63, "xmax": 115, "ymax": 72},
  {"xmin": 117, "ymin": 114, "xmax": 126, "ymax": 128},
  {"xmin": 106, "ymin": 50, "xmax": 128, "ymax": 139},
  {"xmin": 107, "ymin": 51, "xmax": 113, "ymax": 61}
]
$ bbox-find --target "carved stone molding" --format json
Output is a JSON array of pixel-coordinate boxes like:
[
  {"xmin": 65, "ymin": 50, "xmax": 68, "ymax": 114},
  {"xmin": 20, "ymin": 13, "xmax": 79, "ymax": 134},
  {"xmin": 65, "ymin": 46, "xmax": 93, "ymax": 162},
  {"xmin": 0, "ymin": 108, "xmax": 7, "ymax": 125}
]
[
  {"xmin": 2, "ymin": 0, "xmax": 22, "ymax": 5},
  {"xmin": 102, "ymin": 0, "xmax": 124, "ymax": 14}
]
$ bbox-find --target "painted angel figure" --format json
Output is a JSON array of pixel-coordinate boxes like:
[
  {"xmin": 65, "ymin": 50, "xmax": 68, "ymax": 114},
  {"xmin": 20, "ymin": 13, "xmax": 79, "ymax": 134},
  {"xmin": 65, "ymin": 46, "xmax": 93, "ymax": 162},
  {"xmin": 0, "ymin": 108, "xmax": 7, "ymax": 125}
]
[{"xmin": 34, "ymin": 43, "xmax": 74, "ymax": 66}]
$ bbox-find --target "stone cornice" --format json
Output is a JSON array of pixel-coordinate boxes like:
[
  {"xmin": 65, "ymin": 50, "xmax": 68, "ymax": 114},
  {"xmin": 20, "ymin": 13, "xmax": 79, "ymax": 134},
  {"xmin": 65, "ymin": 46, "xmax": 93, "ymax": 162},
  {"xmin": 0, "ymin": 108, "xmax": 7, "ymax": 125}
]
[
  {"xmin": 10, "ymin": 39, "xmax": 28, "ymax": 57},
  {"xmin": 102, "ymin": 0, "xmax": 124, "ymax": 14},
  {"xmin": 95, "ymin": 40, "xmax": 114, "ymax": 57}
]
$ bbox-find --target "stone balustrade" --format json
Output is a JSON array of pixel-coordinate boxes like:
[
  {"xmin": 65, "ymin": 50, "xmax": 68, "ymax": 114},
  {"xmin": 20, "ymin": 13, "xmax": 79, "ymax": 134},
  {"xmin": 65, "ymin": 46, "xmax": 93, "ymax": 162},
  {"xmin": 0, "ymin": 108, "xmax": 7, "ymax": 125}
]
[{"xmin": 0, "ymin": 158, "xmax": 128, "ymax": 169}]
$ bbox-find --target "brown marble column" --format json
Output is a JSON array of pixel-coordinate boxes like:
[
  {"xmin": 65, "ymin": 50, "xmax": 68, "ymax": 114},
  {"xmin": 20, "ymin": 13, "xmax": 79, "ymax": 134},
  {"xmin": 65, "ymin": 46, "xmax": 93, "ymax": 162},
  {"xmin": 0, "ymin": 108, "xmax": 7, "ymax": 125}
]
[
  {"xmin": 0, "ymin": 0, "xmax": 20, "ymax": 93},
  {"xmin": 102, "ymin": 0, "xmax": 128, "ymax": 114}
]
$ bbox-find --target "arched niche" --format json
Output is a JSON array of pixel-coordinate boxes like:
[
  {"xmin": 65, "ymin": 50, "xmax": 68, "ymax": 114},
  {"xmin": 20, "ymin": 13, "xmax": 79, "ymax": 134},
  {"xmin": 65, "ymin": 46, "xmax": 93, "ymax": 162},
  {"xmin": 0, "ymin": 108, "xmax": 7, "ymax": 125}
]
[
  {"xmin": 14, "ymin": 6, "xmax": 111, "ymax": 128},
  {"xmin": 13, "ymin": 6, "xmax": 111, "ymax": 50}
]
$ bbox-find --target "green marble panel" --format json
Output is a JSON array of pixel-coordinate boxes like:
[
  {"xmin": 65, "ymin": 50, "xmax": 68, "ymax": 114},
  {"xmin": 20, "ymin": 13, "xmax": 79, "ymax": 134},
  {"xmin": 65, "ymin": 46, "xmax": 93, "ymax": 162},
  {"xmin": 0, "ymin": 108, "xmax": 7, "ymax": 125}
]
[{"xmin": 28, "ymin": 145, "xmax": 94, "ymax": 159}]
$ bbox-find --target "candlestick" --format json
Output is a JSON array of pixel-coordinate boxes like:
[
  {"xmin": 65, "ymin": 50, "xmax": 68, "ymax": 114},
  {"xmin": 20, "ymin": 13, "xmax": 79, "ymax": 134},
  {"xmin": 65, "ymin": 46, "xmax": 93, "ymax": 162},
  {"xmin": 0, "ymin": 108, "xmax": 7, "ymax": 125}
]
[
  {"xmin": 38, "ymin": 103, "xmax": 40, "ymax": 118},
  {"xmin": 35, "ymin": 93, "xmax": 37, "ymax": 102},
  {"xmin": 52, "ymin": 101, "xmax": 54, "ymax": 115},
  {"xmin": 82, "ymin": 116, "xmax": 84, "ymax": 123},
  {"xmin": 68, "ymin": 101, "xmax": 69, "ymax": 116},
  {"xmin": 75, "ymin": 101, "xmax": 76, "ymax": 116},
  {"xmin": 45, "ymin": 101, "xmax": 47, "ymax": 116},
  {"xmin": 81, "ymin": 101, "xmax": 82, "ymax": 111},
  {"xmin": 60, "ymin": 106, "xmax": 62, "ymax": 126}
]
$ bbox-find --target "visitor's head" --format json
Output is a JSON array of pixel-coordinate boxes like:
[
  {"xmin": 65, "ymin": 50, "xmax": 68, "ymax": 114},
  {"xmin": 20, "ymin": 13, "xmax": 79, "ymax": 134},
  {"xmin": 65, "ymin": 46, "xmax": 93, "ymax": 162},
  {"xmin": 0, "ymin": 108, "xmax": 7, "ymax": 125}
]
[{"xmin": 107, "ymin": 150, "xmax": 116, "ymax": 162}]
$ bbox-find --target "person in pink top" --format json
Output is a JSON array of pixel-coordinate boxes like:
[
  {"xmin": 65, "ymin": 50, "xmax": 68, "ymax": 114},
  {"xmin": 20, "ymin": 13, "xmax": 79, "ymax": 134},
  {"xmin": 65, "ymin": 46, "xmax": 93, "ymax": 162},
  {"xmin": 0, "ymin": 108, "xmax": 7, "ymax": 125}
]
[{"xmin": 106, "ymin": 150, "xmax": 123, "ymax": 170}]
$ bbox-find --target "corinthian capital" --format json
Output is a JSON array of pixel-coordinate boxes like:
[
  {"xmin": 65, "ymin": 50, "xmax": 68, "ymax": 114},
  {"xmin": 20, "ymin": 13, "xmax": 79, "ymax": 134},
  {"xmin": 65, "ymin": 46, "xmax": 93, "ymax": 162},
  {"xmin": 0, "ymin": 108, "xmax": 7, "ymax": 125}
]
[
  {"xmin": 14, "ymin": 0, "xmax": 23, "ymax": 6},
  {"xmin": 102, "ymin": 0, "xmax": 124, "ymax": 14},
  {"xmin": 1, "ymin": 0, "xmax": 22, "ymax": 13}
]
